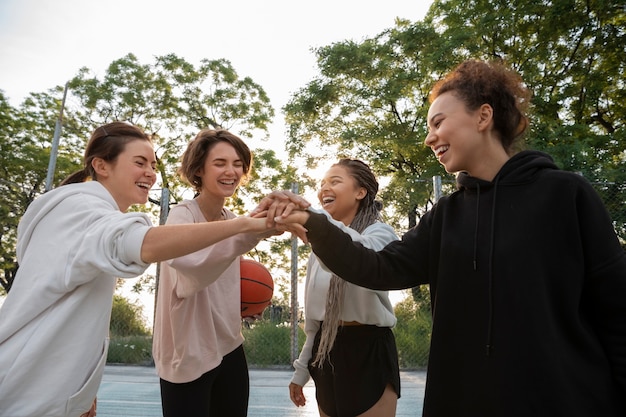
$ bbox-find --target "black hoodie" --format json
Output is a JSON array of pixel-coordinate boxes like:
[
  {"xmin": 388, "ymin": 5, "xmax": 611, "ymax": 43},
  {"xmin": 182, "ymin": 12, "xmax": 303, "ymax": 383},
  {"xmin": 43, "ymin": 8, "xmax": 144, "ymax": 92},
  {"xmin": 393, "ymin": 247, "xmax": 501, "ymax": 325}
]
[{"xmin": 304, "ymin": 150, "xmax": 626, "ymax": 416}]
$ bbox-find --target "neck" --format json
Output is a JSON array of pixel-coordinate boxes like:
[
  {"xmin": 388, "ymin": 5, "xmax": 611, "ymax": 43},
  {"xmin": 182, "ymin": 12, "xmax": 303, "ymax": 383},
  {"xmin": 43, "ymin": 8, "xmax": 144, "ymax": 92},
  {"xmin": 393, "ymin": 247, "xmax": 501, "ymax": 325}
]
[{"xmin": 195, "ymin": 194, "xmax": 225, "ymax": 222}]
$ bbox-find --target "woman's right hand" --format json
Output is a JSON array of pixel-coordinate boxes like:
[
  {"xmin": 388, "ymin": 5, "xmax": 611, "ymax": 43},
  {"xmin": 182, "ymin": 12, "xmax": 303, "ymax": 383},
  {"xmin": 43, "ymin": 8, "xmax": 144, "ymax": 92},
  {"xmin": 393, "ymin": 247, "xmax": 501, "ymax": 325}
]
[
  {"xmin": 251, "ymin": 190, "xmax": 311, "ymax": 227},
  {"xmin": 289, "ymin": 382, "xmax": 306, "ymax": 407},
  {"xmin": 274, "ymin": 210, "xmax": 311, "ymax": 243}
]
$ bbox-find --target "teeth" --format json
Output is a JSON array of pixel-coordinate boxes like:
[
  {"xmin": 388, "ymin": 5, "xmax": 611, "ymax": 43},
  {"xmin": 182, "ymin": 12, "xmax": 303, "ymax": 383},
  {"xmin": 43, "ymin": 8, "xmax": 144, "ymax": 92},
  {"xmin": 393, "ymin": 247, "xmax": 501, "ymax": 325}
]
[
  {"xmin": 136, "ymin": 182, "xmax": 150, "ymax": 189},
  {"xmin": 322, "ymin": 197, "xmax": 335, "ymax": 205},
  {"xmin": 434, "ymin": 145, "xmax": 449, "ymax": 156},
  {"xmin": 220, "ymin": 180, "xmax": 236, "ymax": 185}
]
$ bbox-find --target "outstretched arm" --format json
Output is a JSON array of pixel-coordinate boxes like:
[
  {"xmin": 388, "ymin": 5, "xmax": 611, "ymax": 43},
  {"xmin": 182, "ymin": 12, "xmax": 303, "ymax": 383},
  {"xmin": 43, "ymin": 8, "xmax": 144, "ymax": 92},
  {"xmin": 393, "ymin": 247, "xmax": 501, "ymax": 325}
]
[
  {"xmin": 277, "ymin": 210, "xmax": 425, "ymax": 290},
  {"xmin": 140, "ymin": 216, "xmax": 272, "ymax": 263}
]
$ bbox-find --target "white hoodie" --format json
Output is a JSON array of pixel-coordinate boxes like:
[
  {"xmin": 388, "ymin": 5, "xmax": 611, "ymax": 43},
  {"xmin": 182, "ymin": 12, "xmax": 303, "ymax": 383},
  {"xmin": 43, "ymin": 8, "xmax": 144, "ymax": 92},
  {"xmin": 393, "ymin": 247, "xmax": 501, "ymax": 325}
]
[
  {"xmin": 0, "ymin": 181, "xmax": 152, "ymax": 417},
  {"xmin": 291, "ymin": 208, "xmax": 399, "ymax": 387}
]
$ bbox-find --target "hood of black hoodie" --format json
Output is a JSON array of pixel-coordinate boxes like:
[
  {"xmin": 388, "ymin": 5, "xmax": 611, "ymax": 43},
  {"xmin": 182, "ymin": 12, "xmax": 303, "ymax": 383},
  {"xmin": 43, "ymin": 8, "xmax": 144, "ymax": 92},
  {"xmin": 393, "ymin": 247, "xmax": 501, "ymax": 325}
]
[{"xmin": 456, "ymin": 150, "xmax": 559, "ymax": 190}]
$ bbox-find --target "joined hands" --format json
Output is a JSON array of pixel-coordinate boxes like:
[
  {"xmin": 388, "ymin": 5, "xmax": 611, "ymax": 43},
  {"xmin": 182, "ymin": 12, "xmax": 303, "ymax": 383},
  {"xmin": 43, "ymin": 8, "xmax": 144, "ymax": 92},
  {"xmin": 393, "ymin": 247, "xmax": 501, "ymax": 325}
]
[{"xmin": 250, "ymin": 191, "xmax": 312, "ymax": 243}]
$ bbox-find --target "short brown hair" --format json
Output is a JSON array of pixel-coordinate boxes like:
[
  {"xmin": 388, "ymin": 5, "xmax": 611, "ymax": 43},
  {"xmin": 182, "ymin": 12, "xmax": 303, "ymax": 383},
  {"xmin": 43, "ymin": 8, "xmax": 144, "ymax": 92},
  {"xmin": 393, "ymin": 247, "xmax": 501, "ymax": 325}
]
[{"xmin": 178, "ymin": 129, "xmax": 252, "ymax": 192}]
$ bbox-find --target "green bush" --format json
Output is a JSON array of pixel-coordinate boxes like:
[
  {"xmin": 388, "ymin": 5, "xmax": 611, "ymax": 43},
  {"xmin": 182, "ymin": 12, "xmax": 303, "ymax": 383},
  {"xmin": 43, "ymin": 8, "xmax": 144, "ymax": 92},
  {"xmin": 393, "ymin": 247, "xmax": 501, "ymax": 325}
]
[
  {"xmin": 107, "ymin": 294, "xmax": 152, "ymax": 364},
  {"xmin": 393, "ymin": 296, "xmax": 432, "ymax": 369},
  {"xmin": 110, "ymin": 294, "xmax": 150, "ymax": 337},
  {"xmin": 104, "ymin": 297, "xmax": 433, "ymax": 369},
  {"xmin": 243, "ymin": 320, "xmax": 305, "ymax": 367},
  {"xmin": 107, "ymin": 335, "xmax": 153, "ymax": 364}
]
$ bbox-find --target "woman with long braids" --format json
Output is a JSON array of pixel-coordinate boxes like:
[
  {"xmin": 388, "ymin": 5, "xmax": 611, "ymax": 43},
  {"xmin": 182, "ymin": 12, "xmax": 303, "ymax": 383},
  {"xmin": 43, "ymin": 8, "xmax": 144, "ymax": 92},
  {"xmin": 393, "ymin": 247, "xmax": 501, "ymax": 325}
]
[{"xmin": 288, "ymin": 158, "xmax": 400, "ymax": 417}]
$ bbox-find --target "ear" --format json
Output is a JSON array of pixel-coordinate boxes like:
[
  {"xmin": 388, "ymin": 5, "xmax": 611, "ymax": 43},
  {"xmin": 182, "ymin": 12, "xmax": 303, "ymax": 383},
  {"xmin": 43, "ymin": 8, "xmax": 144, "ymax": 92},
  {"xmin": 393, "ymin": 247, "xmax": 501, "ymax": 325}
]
[
  {"xmin": 91, "ymin": 157, "xmax": 109, "ymax": 179},
  {"xmin": 477, "ymin": 103, "xmax": 494, "ymax": 132},
  {"xmin": 356, "ymin": 187, "xmax": 367, "ymax": 201}
]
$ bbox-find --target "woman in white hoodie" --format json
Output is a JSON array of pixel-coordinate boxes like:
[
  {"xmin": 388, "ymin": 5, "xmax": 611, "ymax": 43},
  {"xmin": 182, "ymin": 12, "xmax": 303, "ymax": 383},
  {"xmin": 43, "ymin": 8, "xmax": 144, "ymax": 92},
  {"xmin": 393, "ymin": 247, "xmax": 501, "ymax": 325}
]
[
  {"xmin": 0, "ymin": 121, "xmax": 275, "ymax": 417},
  {"xmin": 288, "ymin": 159, "xmax": 401, "ymax": 417}
]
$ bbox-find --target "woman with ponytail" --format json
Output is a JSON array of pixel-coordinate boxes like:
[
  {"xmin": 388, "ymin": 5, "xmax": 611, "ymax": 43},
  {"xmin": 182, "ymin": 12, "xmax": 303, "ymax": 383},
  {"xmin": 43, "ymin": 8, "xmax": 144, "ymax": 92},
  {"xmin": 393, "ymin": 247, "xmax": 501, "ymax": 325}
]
[
  {"xmin": 288, "ymin": 158, "xmax": 400, "ymax": 417},
  {"xmin": 0, "ymin": 121, "xmax": 275, "ymax": 417}
]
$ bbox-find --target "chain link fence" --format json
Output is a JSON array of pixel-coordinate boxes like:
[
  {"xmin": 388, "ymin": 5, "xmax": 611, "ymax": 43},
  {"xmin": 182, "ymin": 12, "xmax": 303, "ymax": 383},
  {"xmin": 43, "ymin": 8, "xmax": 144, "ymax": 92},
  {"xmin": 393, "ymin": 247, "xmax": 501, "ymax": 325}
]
[{"xmin": 108, "ymin": 177, "xmax": 625, "ymax": 371}]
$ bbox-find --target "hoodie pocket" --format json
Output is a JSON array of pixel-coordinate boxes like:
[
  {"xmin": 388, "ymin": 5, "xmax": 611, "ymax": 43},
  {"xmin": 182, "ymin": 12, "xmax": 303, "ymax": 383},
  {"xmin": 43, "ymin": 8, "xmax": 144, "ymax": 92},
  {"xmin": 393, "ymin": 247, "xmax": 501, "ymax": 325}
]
[{"xmin": 65, "ymin": 338, "xmax": 109, "ymax": 417}]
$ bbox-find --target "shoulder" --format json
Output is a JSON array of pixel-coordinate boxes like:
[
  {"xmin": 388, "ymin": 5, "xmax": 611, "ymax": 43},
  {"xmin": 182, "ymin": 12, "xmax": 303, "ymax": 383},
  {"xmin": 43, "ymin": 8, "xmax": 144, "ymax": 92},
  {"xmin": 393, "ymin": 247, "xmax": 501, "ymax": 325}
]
[
  {"xmin": 167, "ymin": 199, "xmax": 200, "ymax": 223},
  {"xmin": 363, "ymin": 221, "xmax": 399, "ymax": 239}
]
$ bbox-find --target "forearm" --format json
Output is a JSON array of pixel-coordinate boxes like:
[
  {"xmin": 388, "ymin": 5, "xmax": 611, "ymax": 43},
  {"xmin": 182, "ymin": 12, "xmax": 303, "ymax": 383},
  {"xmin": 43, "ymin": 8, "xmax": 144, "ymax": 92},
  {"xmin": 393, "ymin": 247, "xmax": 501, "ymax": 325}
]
[
  {"xmin": 305, "ymin": 212, "xmax": 380, "ymax": 286},
  {"xmin": 140, "ymin": 217, "xmax": 263, "ymax": 263},
  {"xmin": 305, "ymin": 212, "xmax": 420, "ymax": 290}
]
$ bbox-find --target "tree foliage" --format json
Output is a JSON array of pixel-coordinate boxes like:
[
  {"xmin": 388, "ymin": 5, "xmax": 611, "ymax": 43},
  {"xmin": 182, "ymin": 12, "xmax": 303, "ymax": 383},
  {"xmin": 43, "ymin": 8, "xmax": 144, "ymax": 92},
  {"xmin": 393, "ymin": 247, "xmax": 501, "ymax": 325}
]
[
  {"xmin": 2, "ymin": 2, "xmax": 625, "ymax": 307},
  {"xmin": 284, "ymin": 0, "xmax": 625, "ymax": 232},
  {"xmin": 282, "ymin": 0, "xmax": 625, "ymax": 302},
  {"xmin": 0, "ymin": 53, "xmax": 300, "ymax": 296}
]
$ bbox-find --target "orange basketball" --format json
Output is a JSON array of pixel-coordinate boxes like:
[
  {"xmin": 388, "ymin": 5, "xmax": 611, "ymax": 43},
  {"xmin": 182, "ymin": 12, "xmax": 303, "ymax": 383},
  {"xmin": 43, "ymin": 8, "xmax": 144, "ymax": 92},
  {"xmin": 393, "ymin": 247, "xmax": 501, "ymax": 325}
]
[{"xmin": 240, "ymin": 258, "xmax": 274, "ymax": 318}]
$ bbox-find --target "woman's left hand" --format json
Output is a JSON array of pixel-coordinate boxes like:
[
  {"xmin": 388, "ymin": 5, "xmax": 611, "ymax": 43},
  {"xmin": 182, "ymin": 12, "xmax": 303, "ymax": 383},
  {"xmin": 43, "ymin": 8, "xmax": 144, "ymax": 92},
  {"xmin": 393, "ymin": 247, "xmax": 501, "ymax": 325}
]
[{"xmin": 79, "ymin": 398, "xmax": 97, "ymax": 417}]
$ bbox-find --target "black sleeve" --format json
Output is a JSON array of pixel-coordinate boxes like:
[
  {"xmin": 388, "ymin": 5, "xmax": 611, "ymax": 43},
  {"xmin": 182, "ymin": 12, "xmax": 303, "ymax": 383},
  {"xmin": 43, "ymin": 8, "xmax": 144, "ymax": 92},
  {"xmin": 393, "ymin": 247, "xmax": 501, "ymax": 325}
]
[
  {"xmin": 304, "ymin": 211, "xmax": 428, "ymax": 290},
  {"xmin": 577, "ymin": 181, "xmax": 626, "ymax": 393}
]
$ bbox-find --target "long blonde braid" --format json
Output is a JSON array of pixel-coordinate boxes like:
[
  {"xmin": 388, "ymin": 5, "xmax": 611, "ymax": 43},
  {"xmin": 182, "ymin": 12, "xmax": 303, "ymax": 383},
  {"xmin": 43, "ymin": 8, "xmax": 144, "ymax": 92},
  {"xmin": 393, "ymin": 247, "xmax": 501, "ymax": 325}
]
[{"xmin": 312, "ymin": 159, "xmax": 382, "ymax": 368}]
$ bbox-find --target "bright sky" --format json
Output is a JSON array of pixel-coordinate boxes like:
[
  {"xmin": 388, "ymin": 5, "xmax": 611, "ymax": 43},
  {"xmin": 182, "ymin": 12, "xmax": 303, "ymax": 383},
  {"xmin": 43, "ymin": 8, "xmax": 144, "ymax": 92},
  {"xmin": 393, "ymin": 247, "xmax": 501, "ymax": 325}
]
[
  {"xmin": 0, "ymin": 0, "xmax": 432, "ymax": 148},
  {"xmin": 0, "ymin": 0, "xmax": 433, "ymax": 320}
]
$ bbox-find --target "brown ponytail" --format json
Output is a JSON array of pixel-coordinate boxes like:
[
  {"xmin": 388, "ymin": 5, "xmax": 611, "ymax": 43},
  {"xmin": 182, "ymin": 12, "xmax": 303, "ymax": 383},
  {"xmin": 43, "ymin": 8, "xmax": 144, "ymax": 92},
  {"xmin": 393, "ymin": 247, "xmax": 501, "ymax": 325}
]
[{"xmin": 59, "ymin": 122, "xmax": 151, "ymax": 186}]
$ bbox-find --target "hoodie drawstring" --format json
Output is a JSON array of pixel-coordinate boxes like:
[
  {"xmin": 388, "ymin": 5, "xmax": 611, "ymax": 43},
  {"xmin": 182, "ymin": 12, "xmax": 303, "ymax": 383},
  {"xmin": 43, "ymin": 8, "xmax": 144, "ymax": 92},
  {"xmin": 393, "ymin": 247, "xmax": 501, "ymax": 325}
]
[
  {"xmin": 473, "ymin": 184, "xmax": 480, "ymax": 271},
  {"xmin": 473, "ymin": 179, "xmax": 499, "ymax": 357},
  {"xmin": 485, "ymin": 177, "xmax": 499, "ymax": 356}
]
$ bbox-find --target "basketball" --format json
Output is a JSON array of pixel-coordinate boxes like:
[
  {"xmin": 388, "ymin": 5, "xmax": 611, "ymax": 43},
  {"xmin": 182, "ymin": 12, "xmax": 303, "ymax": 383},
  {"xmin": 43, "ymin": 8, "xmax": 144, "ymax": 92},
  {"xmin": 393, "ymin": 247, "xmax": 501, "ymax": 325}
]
[{"xmin": 240, "ymin": 258, "xmax": 274, "ymax": 318}]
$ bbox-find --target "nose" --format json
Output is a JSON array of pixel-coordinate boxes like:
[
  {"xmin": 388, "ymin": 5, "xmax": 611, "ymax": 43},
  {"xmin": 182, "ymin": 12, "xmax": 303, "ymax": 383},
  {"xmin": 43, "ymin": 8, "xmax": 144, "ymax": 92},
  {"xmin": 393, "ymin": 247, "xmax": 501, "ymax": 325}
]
[
  {"xmin": 146, "ymin": 165, "xmax": 157, "ymax": 179},
  {"xmin": 424, "ymin": 130, "xmax": 435, "ymax": 147},
  {"xmin": 224, "ymin": 163, "xmax": 237, "ymax": 175}
]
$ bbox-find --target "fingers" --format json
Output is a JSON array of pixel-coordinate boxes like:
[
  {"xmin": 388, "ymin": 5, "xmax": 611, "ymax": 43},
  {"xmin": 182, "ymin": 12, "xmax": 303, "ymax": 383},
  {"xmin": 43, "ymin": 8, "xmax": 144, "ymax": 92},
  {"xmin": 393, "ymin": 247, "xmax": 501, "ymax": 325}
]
[
  {"xmin": 289, "ymin": 383, "xmax": 306, "ymax": 407},
  {"xmin": 275, "ymin": 220, "xmax": 309, "ymax": 243},
  {"xmin": 249, "ymin": 209, "xmax": 268, "ymax": 219},
  {"xmin": 274, "ymin": 210, "xmax": 310, "ymax": 226},
  {"xmin": 80, "ymin": 398, "xmax": 97, "ymax": 417},
  {"xmin": 250, "ymin": 191, "xmax": 311, "ymax": 227}
]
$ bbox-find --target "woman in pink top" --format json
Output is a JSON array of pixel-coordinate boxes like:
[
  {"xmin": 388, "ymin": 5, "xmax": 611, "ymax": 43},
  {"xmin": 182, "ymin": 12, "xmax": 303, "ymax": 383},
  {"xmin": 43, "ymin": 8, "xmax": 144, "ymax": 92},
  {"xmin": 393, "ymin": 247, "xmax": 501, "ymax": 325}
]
[{"xmin": 152, "ymin": 129, "xmax": 271, "ymax": 416}]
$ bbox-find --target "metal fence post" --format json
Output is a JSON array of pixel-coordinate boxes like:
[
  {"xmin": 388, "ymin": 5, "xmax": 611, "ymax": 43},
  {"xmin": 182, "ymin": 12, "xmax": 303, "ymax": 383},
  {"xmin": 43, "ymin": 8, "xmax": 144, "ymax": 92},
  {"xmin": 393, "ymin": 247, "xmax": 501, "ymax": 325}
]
[
  {"xmin": 45, "ymin": 82, "xmax": 68, "ymax": 192},
  {"xmin": 290, "ymin": 182, "xmax": 299, "ymax": 365},
  {"xmin": 433, "ymin": 176, "xmax": 442, "ymax": 202},
  {"xmin": 152, "ymin": 188, "xmax": 170, "ymax": 335}
]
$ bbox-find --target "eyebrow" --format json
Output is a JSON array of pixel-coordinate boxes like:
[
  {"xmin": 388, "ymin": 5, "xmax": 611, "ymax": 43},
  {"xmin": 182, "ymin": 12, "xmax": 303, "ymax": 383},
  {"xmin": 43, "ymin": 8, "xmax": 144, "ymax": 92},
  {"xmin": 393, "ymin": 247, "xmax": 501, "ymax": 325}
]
[
  {"xmin": 210, "ymin": 157, "xmax": 242, "ymax": 163},
  {"xmin": 134, "ymin": 155, "xmax": 156, "ymax": 165},
  {"xmin": 428, "ymin": 112, "xmax": 443, "ymax": 125}
]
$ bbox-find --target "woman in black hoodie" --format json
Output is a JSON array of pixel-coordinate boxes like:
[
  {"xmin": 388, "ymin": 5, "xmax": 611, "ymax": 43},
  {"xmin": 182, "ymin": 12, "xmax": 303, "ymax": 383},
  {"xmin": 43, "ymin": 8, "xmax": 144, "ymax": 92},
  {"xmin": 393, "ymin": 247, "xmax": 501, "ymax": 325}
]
[{"xmin": 263, "ymin": 59, "xmax": 626, "ymax": 416}]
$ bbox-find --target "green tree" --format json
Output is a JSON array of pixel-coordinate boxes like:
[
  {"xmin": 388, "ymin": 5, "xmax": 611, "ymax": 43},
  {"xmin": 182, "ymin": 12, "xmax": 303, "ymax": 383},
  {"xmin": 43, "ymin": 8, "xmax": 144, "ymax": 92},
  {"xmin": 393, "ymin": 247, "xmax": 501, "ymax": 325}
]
[
  {"xmin": 0, "ymin": 89, "xmax": 84, "ymax": 294},
  {"xmin": 0, "ymin": 53, "xmax": 312, "ymax": 310},
  {"xmin": 283, "ymin": 0, "xmax": 626, "ymax": 302}
]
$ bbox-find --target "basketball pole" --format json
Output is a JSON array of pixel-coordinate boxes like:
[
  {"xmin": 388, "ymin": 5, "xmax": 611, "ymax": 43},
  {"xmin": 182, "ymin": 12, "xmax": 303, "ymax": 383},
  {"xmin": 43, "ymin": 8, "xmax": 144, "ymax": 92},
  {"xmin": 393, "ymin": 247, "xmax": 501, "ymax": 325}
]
[
  {"xmin": 289, "ymin": 182, "xmax": 299, "ymax": 364},
  {"xmin": 45, "ymin": 81, "xmax": 69, "ymax": 192}
]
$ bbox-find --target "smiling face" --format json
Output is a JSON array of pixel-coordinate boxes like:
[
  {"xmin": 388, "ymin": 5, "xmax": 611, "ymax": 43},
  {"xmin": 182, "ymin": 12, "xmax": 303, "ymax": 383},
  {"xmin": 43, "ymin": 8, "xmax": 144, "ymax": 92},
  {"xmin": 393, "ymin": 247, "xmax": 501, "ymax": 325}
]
[
  {"xmin": 424, "ymin": 91, "xmax": 486, "ymax": 176},
  {"xmin": 317, "ymin": 165, "xmax": 366, "ymax": 226},
  {"xmin": 197, "ymin": 141, "xmax": 244, "ymax": 199},
  {"xmin": 95, "ymin": 139, "xmax": 157, "ymax": 212}
]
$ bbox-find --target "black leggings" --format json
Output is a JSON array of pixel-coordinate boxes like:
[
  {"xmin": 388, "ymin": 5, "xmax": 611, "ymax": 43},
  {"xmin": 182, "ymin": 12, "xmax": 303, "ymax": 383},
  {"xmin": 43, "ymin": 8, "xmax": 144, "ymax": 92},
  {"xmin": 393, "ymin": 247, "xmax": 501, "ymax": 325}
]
[{"xmin": 160, "ymin": 344, "xmax": 249, "ymax": 417}]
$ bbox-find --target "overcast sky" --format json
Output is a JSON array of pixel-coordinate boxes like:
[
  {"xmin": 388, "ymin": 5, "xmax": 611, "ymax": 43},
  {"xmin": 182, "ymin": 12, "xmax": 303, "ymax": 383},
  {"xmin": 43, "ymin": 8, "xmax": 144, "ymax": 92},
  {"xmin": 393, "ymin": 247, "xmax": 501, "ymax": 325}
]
[{"xmin": 0, "ymin": 0, "xmax": 432, "ymax": 147}]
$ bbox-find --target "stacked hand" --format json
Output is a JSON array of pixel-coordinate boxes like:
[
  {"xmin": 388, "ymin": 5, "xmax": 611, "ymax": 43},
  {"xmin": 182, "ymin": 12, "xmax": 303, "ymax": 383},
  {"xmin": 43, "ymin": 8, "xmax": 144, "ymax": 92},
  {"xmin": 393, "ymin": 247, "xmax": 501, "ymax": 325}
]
[{"xmin": 250, "ymin": 191, "xmax": 312, "ymax": 242}]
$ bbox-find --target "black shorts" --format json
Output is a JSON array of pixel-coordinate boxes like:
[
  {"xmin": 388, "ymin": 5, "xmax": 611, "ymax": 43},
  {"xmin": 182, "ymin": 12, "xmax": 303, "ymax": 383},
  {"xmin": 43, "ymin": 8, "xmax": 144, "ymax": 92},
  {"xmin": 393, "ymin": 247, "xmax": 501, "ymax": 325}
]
[{"xmin": 308, "ymin": 324, "xmax": 401, "ymax": 417}]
